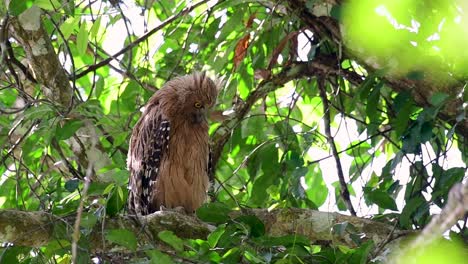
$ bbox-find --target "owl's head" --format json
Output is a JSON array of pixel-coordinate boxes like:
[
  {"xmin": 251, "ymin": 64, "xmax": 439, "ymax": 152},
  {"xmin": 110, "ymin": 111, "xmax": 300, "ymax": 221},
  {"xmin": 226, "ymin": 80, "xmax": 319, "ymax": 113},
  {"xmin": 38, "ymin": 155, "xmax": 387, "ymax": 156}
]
[{"xmin": 159, "ymin": 72, "xmax": 220, "ymax": 124}]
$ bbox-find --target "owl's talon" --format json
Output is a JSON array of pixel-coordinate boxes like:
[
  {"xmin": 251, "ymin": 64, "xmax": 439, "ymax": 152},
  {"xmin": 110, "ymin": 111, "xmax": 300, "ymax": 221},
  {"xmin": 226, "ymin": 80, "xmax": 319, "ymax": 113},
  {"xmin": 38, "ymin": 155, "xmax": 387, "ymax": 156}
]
[{"xmin": 159, "ymin": 205, "xmax": 187, "ymax": 214}]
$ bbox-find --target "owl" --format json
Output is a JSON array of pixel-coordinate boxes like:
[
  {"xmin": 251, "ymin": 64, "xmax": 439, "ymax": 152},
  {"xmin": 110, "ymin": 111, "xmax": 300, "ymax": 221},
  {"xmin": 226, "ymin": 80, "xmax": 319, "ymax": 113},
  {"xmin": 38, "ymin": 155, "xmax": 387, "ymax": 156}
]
[{"xmin": 127, "ymin": 72, "xmax": 219, "ymax": 215}]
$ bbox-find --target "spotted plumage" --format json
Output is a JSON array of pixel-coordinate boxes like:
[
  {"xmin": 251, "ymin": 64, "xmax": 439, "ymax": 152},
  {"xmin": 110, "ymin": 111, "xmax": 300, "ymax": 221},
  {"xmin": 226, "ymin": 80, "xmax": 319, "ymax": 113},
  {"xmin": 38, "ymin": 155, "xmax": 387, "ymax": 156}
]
[{"xmin": 127, "ymin": 72, "xmax": 219, "ymax": 215}]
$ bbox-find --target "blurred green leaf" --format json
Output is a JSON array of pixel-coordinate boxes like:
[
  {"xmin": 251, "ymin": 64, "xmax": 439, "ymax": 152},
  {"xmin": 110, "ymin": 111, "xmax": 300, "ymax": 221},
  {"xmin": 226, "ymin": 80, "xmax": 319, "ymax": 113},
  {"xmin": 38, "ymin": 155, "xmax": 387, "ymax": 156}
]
[
  {"xmin": 80, "ymin": 212, "xmax": 98, "ymax": 229},
  {"xmin": 146, "ymin": 250, "xmax": 174, "ymax": 264},
  {"xmin": 364, "ymin": 188, "xmax": 398, "ymax": 211},
  {"xmin": 106, "ymin": 185, "xmax": 126, "ymax": 217},
  {"xmin": 196, "ymin": 202, "xmax": 232, "ymax": 224},
  {"xmin": 35, "ymin": 0, "xmax": 61, "ymax": 11},
  {"xmin": 305, "ymin": 165, "xmax": 328, "ymax": 207},
  {"xmin": 64, "ymin": 179, "xmax": 79, "ymax": 192},
  {"xmin": 400, "ymin": 196, "xmax": 426, "ymax": 228},
  {"xmin": 8, "ymin": 0, "xmax": 34, "ymax": 15},
  {"xmin": 393, "ymin": 91, "xmax": 414, "ymax": 136},
  {"xmin": 77, "ymin": 22, "xmax": 89, "ymax": 56},
  {"xmin": 207, "ymin": 224, "xmax": 226, "ymax": 248},
  {"xmin": 89, "ymin": 16, "xmax": 102, "ymax": 39},
  {"xmin": 56, "ymin": 120, "xmax": 83, "ymax": 140},
  {"xmin": 158, "ymin": 231, "xmax": 184, "ymax": 252},
  {"xmin": 105, "ymin": 229, "xmax": 137, "ymax": 251},
  {"xmin": 234, "ymin": 215, "xmax": 265, "ymax": 237},
  {"xmin": 429, "ymin": 92, "xmax": 449, "ymax": 107}
]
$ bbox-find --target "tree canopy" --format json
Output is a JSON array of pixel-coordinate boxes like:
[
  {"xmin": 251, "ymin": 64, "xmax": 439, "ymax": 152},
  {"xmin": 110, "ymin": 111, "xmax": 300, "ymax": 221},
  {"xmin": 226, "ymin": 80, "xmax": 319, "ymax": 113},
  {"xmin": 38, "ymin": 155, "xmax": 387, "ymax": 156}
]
[{"xmin": 0, "ymin": 0, "xmax": 467, "ymax": 263}]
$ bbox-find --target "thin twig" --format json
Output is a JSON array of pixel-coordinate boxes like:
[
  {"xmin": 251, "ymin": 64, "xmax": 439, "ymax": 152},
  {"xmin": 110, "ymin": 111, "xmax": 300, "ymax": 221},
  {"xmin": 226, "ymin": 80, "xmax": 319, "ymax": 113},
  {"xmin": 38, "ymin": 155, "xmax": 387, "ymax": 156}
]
[
  {"xmin": 317, "ymin": 76, "xmax": 356, "ymax": 216},
  {"xmin": 71, "ymin": 121, "xmax": 97, "ymax": 263},
  {"xmin": 74, "ymin": 0, "xmax": 209, "ymax": 80}
]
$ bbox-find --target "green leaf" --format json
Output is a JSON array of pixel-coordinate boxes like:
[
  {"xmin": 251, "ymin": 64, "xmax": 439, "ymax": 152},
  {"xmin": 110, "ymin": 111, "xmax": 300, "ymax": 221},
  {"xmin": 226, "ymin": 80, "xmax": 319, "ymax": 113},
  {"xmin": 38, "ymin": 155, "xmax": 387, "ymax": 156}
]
[
  {"xmin": 400, "ymin": 196, "xmax": 425, "ymax": 228},
  {"xmin": 77, "ymin": 22, "xmax": 89, "ymax": 56},
  {"xmin": 330, "ymin": 4, "xmax": 342, "ymax": 20},
  {"xmin": 196, "ymin": 202, "xmax": 232, "ymax": 224},
  {"xmin": 34, "ymin": 0, "xmax": 61, "ymax": 11},
  {"xmin": 208, "ymin": 224, "xmax": 226, "ymax": 248},
  {"xmin": 56, "ymin": 120, "xmax": 83, "ymax": 140},
  {"xmin": 221, "ymin": 247, "xmax": 241, "ymax": 263},
  {"xmin": 105, "ymin": 229, "xmax": 137, "ymax": 251},
  {"xmin": 393, "ymin": 91, "xmax": 413, "ymax": 136},
  {"xmin": 110, "ymin": 170, "xmax": 129, "ymax": 186},
  {"xmin": 366, "ymin": 82, "xmax": 382, "ymax": 135},
  {"xmin": 250, "ymin": 173, "xmax": 274, "ymax": 206},
  {"xmin": 255, "ymin": 234, "xmax": 310, "ymax": 247},
  {"xmin": 0, "ymin": 246, "xmax": 31, "ymax": 264},
  {"xmin": 146, "ymin": 250, "xmax": 174, "ymax": 264},
  {"xmin": 349, "ymin": 240, "xmax": 374, "ymax": 264},
  {"xmin": 429, "ymin": 92, "xmax": 449, "ymax": 107},
  {"xmin": 80, "ymin": 212, "xmax": 98, "ymax": 229},
  {"xmin": 23, "ymin": 104, "xmax": 55, "ymax": 120},
  {"xmin": 106, "ymin": 185, "xmax": 126, "ymax": 217},
  {"xmin": 8, "ymin": 0, "xmax": 34, "ymax": 15},
  {"xmin": 305, "ymin": 165, "xmax": 328, "ymax": 207},
  {"xmin": 64, "ymin": 179, "xmax": 80, "ymax": 192},
  {"xmin": 158, "ymin": 230, "xmax": 184, "ymax": 252},
  {"xmin": 364, "ymin": 189, "xmax": 398, "ymax": 211},
  {"xmin": 406, "ymin": 70, "xmax": 425, "ymax": 80},
  {"xmin": 0, "ymin": 89, "xmax": 18, "ymax": 107},
  {"xmin": 234, "ymin": 215, "xmax": 265, "ymax": 237},
  {"xmin": 346, "ymin": 141, "xmax": 371, "ymax": 157},
  {"xmin": 89, "ymin": 16, "xmax": 102, "ymax": 40},
  {"xmin": 94, "ymin": 76, "xmax": 104, "ymax": 99},
  {"xmin": 60, "ymin": 17, "xmax": 80, "ymax": 40}
]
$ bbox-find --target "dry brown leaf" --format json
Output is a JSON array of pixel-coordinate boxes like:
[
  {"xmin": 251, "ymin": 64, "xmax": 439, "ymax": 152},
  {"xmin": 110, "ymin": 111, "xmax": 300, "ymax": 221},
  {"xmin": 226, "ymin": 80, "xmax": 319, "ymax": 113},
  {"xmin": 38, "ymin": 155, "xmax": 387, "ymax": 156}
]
[
  {"xmin": 233, "ymin": 34, "xmax": 250, "ymax": 69},
  {"xmin": 268, "ymin": 31, "xmax": 299, "ymax": 69}
]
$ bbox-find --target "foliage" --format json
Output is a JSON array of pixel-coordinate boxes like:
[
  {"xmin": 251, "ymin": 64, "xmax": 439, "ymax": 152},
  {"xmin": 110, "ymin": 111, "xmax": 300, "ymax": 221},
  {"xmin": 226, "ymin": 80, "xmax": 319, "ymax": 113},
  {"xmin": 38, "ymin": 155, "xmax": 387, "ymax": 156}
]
[{"xmin": 0, "ymin": 0, "xmax": 466, "ymax": 263}]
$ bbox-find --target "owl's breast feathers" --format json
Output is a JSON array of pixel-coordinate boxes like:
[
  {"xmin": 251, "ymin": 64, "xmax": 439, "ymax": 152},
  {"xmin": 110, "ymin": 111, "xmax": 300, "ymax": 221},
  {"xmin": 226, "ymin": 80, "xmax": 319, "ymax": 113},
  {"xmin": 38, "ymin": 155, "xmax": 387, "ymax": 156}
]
[{"xmin": 151, "ymin": 120, "xmax": 210, "ymax": 213}]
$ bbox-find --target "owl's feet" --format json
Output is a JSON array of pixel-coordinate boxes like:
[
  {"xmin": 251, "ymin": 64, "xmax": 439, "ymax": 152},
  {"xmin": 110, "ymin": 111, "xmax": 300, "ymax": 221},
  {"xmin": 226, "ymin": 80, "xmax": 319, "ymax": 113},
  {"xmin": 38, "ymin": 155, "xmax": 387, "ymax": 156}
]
[{"xmin": 159, "ymin": 205, "xmax": 187, "ymax": 214}]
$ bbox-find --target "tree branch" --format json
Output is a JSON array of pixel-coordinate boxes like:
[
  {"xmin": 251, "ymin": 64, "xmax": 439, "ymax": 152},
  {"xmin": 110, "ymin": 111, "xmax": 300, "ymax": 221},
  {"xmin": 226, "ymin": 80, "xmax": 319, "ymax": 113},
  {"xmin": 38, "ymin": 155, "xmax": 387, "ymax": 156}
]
[
  {"xmin": 0, "ymin": 208, "xmax": 408, "ymax": 254},
  {"xmin": 8, "ymin": 7, "xmax": 72, "ymax": 109},
  {"xmin": 317, "ymin": 76, "xmax": 357, "ymax": 216}
]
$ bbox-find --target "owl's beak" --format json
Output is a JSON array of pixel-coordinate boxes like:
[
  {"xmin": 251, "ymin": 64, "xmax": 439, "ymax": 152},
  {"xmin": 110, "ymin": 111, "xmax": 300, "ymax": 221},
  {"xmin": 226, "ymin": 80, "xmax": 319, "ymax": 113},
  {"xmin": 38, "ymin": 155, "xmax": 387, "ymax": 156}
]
[{"xmin": 193, "ymin": 108, "xmax": 208, "ymax": 124}]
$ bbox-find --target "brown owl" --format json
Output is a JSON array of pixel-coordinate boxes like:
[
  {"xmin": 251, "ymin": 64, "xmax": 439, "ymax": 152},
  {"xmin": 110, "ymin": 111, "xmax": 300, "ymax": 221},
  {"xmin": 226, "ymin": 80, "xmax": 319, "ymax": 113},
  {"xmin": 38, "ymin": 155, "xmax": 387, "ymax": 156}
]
[{"xmin": 127, "ymin": 72, "xmax": 219, "ymax": 215}]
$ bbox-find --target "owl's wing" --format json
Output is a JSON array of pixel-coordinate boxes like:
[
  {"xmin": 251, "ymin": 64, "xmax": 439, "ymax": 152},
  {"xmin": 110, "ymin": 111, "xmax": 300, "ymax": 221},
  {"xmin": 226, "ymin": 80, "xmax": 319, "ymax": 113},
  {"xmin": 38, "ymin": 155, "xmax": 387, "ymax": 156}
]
[
  {"xmin": 127, "ymin": 109, "xmax": 170, "ymax": 215},
  {"xmin": 207, "ymin": 147, "xmax": 216, "ymax": 201},
  {"xmin": 207, "ymin": 148, "xmax": 214, "ymax": 183}
]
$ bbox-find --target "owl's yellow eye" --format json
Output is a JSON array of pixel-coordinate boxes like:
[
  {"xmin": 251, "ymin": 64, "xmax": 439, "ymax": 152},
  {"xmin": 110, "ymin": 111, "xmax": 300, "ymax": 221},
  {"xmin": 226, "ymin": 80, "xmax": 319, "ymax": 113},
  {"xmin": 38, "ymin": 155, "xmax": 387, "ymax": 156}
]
[{"xmin": 194, "ymin": 102, "xmax": 202, "ymax": 108}]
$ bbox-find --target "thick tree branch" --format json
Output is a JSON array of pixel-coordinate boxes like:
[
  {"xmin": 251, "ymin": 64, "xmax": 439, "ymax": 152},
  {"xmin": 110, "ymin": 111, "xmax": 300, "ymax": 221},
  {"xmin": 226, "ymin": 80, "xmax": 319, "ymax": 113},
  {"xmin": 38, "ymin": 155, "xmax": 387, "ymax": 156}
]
[
  {"xmin": 0, "ymin": 208, "xmax": 408, "ymax": 254},
  {"xmin": 8, "ymin": 7, "xmax": 72, "ymax": 108}
]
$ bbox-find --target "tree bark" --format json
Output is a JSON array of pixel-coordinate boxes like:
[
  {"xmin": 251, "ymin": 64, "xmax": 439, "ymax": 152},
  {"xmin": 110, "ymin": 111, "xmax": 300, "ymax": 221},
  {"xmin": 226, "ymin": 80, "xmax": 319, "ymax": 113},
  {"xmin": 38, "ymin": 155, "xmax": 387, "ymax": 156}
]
[{"xmin": 0, "ymin": 208, "xmax": 409, "ymax": 255}]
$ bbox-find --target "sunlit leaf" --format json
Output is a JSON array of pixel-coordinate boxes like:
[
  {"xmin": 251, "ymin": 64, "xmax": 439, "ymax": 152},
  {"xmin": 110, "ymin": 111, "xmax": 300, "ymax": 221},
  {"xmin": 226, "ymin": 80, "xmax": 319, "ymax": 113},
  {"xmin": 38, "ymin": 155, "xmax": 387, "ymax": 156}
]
[
  {"xmin": 8, "ymin": 0, "xmax": 34, "ymax": 15},
  {"xmin": 77, "ymin": 22, "xmax": 89, "ymax": 56},
  {"xmin": 208, "ymin": 224, "xmax": 226, "ymax": 248}
]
